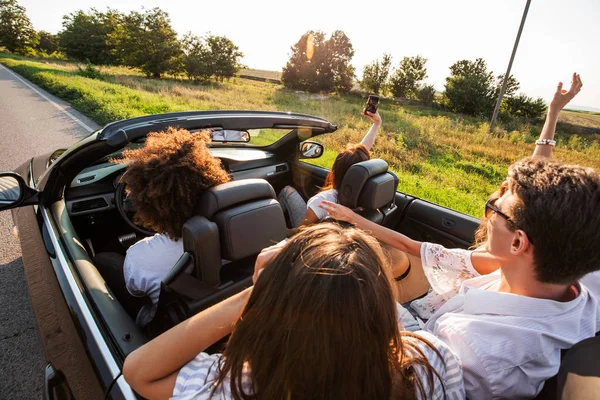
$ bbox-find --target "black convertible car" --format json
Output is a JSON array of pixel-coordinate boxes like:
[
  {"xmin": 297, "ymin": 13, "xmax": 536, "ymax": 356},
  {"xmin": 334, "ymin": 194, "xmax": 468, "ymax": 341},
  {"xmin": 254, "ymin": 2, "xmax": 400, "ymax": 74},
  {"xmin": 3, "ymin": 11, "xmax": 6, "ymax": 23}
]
[{"xmin": 0, "ymin": 110, "xmax": 596, "ymax": 399}]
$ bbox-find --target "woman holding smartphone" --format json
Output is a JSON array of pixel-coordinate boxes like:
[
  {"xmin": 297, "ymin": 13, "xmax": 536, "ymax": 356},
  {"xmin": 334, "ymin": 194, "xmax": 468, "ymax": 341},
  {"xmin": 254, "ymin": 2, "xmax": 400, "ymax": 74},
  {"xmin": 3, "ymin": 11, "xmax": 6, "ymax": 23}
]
[{"xmin": 279, "ymin": 109, "xmax": 382, "ymax": 228}]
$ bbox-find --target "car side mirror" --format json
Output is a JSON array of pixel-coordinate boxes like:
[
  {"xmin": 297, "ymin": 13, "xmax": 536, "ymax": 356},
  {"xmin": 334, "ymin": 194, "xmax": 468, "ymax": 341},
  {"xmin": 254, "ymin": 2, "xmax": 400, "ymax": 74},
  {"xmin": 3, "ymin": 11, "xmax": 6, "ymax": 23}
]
[
  {"xmin": 299, "ymin": 141, "xmax": 324, "ymax": 159},
  {"xmin": 0, "ymin": 172, "xmax": 39, "ymax": 211}
]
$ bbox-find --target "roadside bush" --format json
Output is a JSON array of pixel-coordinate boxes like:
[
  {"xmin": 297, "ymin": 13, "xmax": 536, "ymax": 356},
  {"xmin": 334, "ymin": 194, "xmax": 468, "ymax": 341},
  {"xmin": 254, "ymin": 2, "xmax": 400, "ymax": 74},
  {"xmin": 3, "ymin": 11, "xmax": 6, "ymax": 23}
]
[
  {"xmin": 77, "ymin": 60, "xmax": 104, "ymax": 80},
  {"xmin": 501, "ymin": 94, "xmax": 546, "ymax": 119},
  {"xmin": 442, "ymin": 58, "xmax": 521, "ymax": 118}
]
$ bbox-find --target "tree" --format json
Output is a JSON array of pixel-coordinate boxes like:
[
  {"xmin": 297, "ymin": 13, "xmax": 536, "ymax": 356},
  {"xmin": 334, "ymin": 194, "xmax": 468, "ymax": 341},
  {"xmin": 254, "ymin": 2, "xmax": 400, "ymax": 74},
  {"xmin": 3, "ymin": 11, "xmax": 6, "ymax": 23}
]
[
  {"xmin": 502, "ymin": 94, "xmax": 547, "ymax": 119},
  {"xmin": 111, "ymin": 8, "xmax": 183, "ymax": 78},
  {"xmin": 182, "ymin": 33, "xmax": 212, "ymax": 82},
  {"xmin": 0, "ymin": 0, "xmax": 38, "ymax": 54},
  {"xmin": 37, "ymin": 30, "xmax": 59, "ymax": 54},
  {"xmin": 282, "ymin": 30, "xmax": 355, "ymax": 93},
  {"xmin": 360, "ymin": 53, "xmax": 392, "ymax": 95},
  {"xmin": 182, "ymin": 33, "xmax": 243, "ymax": 82},
  {"xmin": 389, "ymin": 55, "xmax": 428, "ymax": 99},
  {"xmin": 417, "ymin": 84, "xmax": 437, "ymax": 105},
  {"xmin": 205, "ymin": 35, "xmax": 243, "ymax": 81},
  {"xmin": 59, "ymin": 9, "xmax": 122, "ymax": 64},
  {"xmin": 442, "ymin": 58, "xmax": 521, "ymax": 117}
]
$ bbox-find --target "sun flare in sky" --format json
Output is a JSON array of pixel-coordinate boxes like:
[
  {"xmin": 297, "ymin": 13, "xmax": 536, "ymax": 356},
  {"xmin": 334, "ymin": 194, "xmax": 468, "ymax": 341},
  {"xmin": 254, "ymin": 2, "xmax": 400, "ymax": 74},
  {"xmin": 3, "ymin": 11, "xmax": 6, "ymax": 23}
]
[{"xmin": 20, "ymin": 0, "xmax": 600, "ymax": 110}]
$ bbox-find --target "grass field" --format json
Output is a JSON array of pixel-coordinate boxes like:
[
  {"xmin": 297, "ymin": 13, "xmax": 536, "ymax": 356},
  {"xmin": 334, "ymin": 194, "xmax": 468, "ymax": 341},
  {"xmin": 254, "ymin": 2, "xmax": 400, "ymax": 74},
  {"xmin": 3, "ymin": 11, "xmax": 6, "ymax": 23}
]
[{"xmin": 2, "ymin": 52, "xmax": 599, "ymax": 217}]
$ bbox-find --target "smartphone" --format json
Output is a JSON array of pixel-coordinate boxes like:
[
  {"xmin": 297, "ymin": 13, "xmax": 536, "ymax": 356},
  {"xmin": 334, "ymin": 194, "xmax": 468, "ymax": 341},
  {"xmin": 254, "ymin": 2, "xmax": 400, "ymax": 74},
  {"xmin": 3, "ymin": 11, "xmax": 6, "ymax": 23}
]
[{"xmin": 365, "ymin": 94, "xmax": 380, "ymax": 114}]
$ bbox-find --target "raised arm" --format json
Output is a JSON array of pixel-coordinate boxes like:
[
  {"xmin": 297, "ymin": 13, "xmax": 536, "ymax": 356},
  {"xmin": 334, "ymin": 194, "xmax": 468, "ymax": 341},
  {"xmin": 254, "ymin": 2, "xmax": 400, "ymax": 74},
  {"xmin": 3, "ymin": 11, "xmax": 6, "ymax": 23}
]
[
  {"xmin": 360, "ymin": 111, "xmax": 382, "ymax": 151},
  {"xmin": 318, "ymin": 200, "xmax": 422, "ymax": 257},
  {"xmin": 533, "ymin": 73, "xmax": 582, "ymax": 158}
]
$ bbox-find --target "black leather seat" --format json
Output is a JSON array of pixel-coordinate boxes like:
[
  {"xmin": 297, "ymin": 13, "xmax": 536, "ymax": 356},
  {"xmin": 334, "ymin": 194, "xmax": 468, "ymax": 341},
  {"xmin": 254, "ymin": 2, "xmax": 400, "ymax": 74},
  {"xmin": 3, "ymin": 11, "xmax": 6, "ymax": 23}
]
[
  {"xmin": 161, "ymin": 178, "xmax": 287, "ymax": 314},
  {"xmin": 337, "ymin": 159, "xmax": 398, "ymax": 224}
]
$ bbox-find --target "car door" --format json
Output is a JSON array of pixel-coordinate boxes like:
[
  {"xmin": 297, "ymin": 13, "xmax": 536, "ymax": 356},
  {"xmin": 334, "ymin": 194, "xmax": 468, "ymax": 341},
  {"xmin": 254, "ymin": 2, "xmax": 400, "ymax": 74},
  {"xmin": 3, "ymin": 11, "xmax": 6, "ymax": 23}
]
[{"xmin": 289, "ymin": 160, "xmax": 329, "ymax": 201}]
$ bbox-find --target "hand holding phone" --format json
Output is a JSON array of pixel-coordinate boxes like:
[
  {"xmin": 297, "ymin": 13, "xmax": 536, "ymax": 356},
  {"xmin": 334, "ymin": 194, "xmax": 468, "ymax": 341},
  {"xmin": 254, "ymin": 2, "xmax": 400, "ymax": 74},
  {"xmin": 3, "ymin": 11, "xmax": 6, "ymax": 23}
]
[{"xmin": 364, "ymin": 94, "xmax": 380, "ymax": 114}]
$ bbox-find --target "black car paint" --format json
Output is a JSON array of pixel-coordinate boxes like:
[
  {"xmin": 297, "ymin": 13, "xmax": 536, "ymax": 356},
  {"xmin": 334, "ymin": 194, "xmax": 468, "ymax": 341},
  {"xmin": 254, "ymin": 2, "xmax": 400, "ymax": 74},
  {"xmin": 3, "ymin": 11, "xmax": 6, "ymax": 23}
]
[
  {"xmin": 12, "ymin": 157, "xmax": 118, "ymax": 398},
  {"xmin": 8, "ymin": 111, "xmax": 341, "ymax": 399}
]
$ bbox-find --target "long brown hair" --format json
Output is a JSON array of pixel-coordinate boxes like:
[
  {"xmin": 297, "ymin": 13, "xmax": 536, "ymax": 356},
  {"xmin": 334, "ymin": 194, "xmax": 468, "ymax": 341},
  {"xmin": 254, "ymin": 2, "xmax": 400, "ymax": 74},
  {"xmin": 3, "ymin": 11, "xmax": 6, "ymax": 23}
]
[
  {"xmin": 323, "ymin": 143, "xmax": 371, "ymax": 191},
  {"xmin": 215, "ymin": 223, "xmax": 443, "ymax": 400},
  {"xmin": 115, "ymin": 128, "xmax": 230, "ymax": 239}
]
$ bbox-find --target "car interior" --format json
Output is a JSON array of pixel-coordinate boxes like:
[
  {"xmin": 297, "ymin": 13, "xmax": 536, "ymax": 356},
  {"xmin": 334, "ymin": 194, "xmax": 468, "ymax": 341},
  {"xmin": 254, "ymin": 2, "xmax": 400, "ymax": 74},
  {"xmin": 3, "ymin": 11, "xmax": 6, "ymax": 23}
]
[{"xmin": 43, "ymin": 112, "xmax": 597, "ymax": 400}]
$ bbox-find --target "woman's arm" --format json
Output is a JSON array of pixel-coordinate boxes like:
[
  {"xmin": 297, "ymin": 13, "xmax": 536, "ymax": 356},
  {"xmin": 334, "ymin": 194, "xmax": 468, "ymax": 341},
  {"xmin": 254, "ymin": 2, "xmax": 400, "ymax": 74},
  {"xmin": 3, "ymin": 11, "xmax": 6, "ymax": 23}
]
[
  {"xmin": 123, "ymin": 287, "xmax": 252, "ymax": 399},
  {"xmin": 360, "ymin": 111, "xmax": 382, "ymax": 151},
  {"xmin": 318, "ymin": 200, "xmax": 422, "ymax": 257},
  {"xmin": 123, "ymin": 243, "xmax": 285, "ymax": 400},
  {"xmin": 533, "ymin": 73, "xmax": 582, "ymax": 158}
]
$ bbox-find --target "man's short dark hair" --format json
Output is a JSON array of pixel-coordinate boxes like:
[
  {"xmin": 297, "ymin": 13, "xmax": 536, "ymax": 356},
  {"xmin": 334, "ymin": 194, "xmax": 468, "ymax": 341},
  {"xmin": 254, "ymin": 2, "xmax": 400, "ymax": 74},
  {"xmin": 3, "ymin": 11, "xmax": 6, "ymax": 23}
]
[{"xmin": 507, "ymin": 157, "xmax": 600, "ymax": 284}]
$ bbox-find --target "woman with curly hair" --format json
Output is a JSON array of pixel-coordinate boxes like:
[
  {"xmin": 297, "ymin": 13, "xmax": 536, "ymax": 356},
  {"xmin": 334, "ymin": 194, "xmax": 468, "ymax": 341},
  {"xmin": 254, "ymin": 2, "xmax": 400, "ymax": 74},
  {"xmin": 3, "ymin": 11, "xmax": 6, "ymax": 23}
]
[
  {"xmin": 123, "ymin": 223, "xmax": 464, "ymax": 400},
  {"xmin": 95, "ymin": 127, "xmax": 230, "ymax": 327}
]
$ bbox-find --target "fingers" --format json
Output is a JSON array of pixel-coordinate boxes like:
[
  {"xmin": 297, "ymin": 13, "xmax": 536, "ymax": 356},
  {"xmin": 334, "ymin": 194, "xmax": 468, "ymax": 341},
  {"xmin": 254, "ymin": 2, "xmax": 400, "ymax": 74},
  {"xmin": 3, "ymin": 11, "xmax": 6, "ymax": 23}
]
[
  {"xmin": 253, "ymin": 245, "xmax": 283, "ymax": 284},
  {"xmin": 574, "ymin": 73, "xmax": 583, "ymax": 94},
  {"xmin": 556, "ymin": 81, "xmax": 563, "ymax": 95}
]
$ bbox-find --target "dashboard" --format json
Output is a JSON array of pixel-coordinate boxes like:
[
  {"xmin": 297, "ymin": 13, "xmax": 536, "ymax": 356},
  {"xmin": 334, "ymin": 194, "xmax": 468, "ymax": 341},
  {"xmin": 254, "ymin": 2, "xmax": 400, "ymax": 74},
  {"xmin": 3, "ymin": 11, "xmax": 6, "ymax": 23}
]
[{"xmin": 65, "ymin": 148, "xmax": 290, "ymax": 216}]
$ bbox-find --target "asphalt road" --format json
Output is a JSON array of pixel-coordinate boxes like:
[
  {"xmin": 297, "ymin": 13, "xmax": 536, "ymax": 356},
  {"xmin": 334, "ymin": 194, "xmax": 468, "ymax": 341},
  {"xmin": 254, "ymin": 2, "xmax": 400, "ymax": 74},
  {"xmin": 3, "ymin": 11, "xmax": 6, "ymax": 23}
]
[{"xmin": 0, "ymin": 63, "xmax": 99, "ymax": 399}]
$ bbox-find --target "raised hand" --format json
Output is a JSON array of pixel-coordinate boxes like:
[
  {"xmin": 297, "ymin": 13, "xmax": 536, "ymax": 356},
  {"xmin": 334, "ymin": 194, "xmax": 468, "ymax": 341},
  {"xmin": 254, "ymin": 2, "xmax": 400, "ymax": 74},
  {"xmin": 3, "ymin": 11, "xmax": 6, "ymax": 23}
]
[
  {"xmin": 361, "ymin": 110, "xmax": 382, "ymax": 125},
  {"xmin": 550, "ymin": 73, "xmax": 582, "ymax": 112}
]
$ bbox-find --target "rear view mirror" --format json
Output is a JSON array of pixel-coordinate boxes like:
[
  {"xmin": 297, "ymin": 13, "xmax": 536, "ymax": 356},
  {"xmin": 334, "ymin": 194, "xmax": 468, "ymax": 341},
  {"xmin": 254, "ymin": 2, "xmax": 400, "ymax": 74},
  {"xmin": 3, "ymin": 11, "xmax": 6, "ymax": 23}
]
[
  {"xmin": 0, "ymin": 172, "xmax": 39, "ymax": 211},
  {"xmin": 299, "ymin": 141, "xmax": 323, "ymax": 159},
  {"xmin": 210, "ymin": 130, "xmax": 250, "ymax": 143}
]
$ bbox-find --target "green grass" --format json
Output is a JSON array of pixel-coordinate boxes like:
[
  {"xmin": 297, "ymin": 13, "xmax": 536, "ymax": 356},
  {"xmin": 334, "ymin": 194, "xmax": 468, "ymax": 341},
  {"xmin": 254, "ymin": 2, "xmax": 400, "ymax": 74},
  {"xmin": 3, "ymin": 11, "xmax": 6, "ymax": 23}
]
[{"xmin": 2, "ymin": 52, "xmax": 599, "ymax": 217}]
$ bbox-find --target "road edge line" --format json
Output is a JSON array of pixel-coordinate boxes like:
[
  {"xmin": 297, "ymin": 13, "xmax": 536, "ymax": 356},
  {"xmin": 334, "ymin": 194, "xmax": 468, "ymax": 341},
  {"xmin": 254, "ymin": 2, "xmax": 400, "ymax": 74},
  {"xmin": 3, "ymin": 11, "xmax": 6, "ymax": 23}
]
[{"xmin": 0, "ymin": 63, "xmax": 95, "ymax": 133}]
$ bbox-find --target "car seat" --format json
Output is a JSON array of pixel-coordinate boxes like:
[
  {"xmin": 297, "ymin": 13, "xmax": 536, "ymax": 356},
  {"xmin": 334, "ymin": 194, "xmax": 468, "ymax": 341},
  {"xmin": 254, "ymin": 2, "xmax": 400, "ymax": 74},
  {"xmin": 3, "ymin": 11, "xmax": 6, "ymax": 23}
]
[
  {"xmin": 337, "ymin": 159, "xmax": 398, "ymax": 225},
  {"xmin": 154, "ymin": 179, "xmax": 287, "ymax": 323}
]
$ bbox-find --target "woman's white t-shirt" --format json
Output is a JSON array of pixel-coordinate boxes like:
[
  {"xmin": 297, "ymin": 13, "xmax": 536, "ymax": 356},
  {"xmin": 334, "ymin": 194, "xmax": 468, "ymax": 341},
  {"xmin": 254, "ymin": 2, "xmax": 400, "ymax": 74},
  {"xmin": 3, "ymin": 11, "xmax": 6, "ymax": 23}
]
[
  {"xmin": 123, "ymin": 233, "xmax": 184, "ymax": 326},
  {"xmin": 306, "ymin": 189, "xmax": 338, "ymax": 221},
  {"xmin": 170, "ymin": 331, "xmax": 464, "ymax": 400}
]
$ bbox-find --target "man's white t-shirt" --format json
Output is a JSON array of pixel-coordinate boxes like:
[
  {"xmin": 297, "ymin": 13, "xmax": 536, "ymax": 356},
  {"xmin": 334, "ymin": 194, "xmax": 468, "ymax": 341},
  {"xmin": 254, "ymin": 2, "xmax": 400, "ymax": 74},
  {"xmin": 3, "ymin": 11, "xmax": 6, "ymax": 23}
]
[
  {"xmin": 306, "ymin": 189, "xmax": 338, "ymax": 221},
  {"xmin": 123, "ymin": 233, "xmax": 184, "ymax": 327}
]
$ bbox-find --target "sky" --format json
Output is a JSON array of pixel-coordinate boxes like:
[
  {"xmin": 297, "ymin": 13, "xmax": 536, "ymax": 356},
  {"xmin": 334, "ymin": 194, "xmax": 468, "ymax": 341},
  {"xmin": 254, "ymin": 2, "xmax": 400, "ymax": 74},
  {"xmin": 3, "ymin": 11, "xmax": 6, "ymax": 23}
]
[{"xmin": 20, "ymin": 0, "xmax": 600, "ymax": 110}]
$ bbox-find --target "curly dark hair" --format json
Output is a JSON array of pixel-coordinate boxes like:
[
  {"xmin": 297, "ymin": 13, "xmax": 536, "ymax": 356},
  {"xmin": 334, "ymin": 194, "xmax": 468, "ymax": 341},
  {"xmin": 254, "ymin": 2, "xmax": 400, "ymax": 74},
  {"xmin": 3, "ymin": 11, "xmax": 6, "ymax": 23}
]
[
  {"xmin": 115, "ymin": 127, "xmax": 230, "ymax": 240},
  {"xmin": 507, "ymin": 157, "xmax": 600, "ymax": 284}
]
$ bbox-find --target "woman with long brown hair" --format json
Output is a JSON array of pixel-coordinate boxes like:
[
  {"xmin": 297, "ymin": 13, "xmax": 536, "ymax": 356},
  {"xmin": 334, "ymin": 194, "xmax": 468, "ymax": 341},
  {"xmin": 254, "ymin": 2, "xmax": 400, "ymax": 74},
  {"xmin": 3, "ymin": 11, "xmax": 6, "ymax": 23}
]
[
  {"xmin": 123, "ymin": 223, "xmax": 464, "ymax": 400},
  {"xmin": 280, "ymin": 110, "xmax": 381, "ymax": 228}
]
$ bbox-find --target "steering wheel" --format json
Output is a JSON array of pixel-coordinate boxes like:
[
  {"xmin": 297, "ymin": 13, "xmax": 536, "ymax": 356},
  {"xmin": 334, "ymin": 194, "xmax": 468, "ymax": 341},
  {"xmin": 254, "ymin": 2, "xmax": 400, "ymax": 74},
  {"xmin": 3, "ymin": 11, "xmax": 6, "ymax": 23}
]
[{"xmin": 115, "ymin": 182, "xmax": 155, "ymax": 236}]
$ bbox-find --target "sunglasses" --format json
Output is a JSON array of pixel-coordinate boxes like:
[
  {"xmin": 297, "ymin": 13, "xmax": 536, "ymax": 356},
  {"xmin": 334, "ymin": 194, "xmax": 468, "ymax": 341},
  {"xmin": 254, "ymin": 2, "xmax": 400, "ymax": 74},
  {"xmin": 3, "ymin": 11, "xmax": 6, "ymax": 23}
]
[
  {"xmin": 485, "ymin": 197, "xmax": 534, "ymax": 244},
  {"xmin": 485, "ymin": 198, "xmax": 513, "ymax": 223}
]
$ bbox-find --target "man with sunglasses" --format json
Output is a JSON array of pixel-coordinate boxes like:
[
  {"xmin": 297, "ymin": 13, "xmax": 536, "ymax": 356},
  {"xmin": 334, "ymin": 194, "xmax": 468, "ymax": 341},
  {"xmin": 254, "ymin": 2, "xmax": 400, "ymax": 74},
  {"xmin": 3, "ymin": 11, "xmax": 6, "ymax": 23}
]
[{"xmin": 319, "ymin": 74, "xmax": 600, "ymax": 399}]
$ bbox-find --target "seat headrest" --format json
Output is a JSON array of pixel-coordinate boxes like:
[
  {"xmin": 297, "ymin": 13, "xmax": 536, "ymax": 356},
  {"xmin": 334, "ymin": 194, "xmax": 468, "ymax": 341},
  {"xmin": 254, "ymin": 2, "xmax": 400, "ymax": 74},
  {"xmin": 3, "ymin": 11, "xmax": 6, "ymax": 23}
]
[
  {"xmin": 198, "ymin": 178, "xmax": 276, "ymax": 218},
  {"xmin": 338, "ymin": 159, "xmax": 397, "ymax": 210}
]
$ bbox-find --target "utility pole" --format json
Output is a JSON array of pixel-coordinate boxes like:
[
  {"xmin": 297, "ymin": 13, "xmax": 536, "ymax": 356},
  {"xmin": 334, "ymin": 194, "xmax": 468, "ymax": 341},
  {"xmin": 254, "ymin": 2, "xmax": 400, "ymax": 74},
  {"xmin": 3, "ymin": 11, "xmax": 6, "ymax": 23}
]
[{"xmin": 489, "ymin": 0, "xmax": 532, "ymax": 131}]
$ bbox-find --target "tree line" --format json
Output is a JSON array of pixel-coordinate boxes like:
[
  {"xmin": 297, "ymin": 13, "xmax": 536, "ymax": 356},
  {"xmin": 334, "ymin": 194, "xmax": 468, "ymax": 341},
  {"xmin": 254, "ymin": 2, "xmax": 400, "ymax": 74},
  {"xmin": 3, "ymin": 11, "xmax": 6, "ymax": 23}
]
[
  {"xmin": 0, "ymin": 0, "xmax": 546, "ymax": 119},
  {"xmin": 0, "ymin": 0, "xmax": 243, "ymax": 81},
  {"xmin": 282, "ymin": 30, "xmax": 546, "ymax": 119}
]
